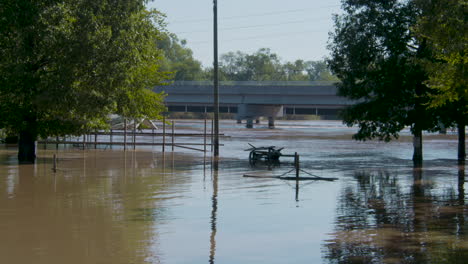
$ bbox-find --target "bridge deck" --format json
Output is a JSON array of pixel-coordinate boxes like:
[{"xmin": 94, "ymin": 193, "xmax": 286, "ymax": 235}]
[{"xmin": 154, "ymin": 81, "xmax": 351, "ymax": 107}]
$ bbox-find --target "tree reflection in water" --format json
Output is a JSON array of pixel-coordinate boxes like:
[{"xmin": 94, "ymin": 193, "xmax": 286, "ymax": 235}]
[{"xmin": 324, "ymin": 167, "xmax": 468, "ymax": 264}]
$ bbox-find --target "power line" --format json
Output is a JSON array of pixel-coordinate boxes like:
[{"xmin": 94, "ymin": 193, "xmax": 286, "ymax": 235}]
[
  {"xmin": 189, "ymin": 29, "xmax": 326, "ymax": 45},
  {"xmin": 175, "ymin": 17, "xmax": 330, "ymax": 35},
  {"xmin": 168, "ymin": 5, "xmax": 340, "ymax": 25}
]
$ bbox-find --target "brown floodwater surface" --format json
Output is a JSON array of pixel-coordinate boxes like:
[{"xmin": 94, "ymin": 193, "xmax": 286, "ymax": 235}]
[
  {"xmin": 0, "ymin": 150, "xmax": 188, "ymax": 264},
  {"xmin": 0, "ymin": 120, "xmax": 466, "ymax": 264}
]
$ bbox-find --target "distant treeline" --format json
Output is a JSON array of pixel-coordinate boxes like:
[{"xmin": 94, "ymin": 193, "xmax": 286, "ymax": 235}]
[{"xmin": 157, "ymin": 33, "xmax": 338, "ymax": 82}]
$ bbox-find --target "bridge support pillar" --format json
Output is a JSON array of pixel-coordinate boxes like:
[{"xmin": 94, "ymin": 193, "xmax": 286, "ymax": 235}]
[
  {"xmin": 237, "ymin": 104, "xmax": 283, "ymax": 129},
  {"xmin": 268, "ymin": 117, "xmax": 275, "ymax": 129},
  {"xmin": 246, "ymin": 118, "xmax": 254, "ymax": 129}
]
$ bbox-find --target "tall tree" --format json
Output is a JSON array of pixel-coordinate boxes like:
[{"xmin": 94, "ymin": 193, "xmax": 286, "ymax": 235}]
[
  {"xmin": 216, "ymin": 48, "xmax": 337, "ymax": 82},
  {"xmin": 0, "ymin": 0, "xmax": 167, "ymax": 163},
  {"xmin": 157, "ymin": 33, "xmax": 204, "ymax": 81},
  {"xmin": 219, "ymin": 48, "xmax": 286, "ymax": 81},
  {"xmin": 415, "ymin": 0, "xmax": 467, "ymax": 164},
  {"xmin": 328, "ymin": 0, "xmax": 438, "ymax": 167},
  {"xmin": 218, "ymin": 51, "xmax": 249, "ymax": 81},
  {"xmin": 283, "ymin": 60, "xmax": 309, "ymax": 81},
  {"xmin": 303, "ymin": 61, "xmax": 340, "ymax": 82}
]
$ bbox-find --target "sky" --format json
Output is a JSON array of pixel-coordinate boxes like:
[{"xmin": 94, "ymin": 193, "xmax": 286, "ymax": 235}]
[{"xmin": 148, "ymin": 0, "xmax": 343, "ymax": 67}]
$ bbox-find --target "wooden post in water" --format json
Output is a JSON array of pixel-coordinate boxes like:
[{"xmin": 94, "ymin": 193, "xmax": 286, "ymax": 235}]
[
  {"xmin": 53, "ymin": 154, "xmax": 57, "ymax": 173},
  {"xmin": 204, "ymin": 118, "xmax": 207, "ymax": 153},
  {"xmin": 162, "ymin": 116, "xmax": 166, "ymax": 153},
  {"xmin": 213, "ymin": 0, "xmax": 220, "ymax": 158},
  {"xmin": 124, "ymin": 119, "xmax": 127, "ymax": 151},
  {"xmin": 110, "ymin": 129, "xmax": 113, "ymax": 147},
  {"xmin": 295, "ymin": 152, "xmax": 300, "ymax": 179},
  {"xmin": 211, "ymin": 119, "xmax": 214, "ymax": 152},
  {"xmin": 295, "ymin": 178, "xmax": 300, "ymax": 202},
  {"xmin": 171, "ymin": 120, "xmax": 175, "ymax": 151},
  {"xmin": 133, "ymin": 119, "xmax": 136, "ymax": 150}
]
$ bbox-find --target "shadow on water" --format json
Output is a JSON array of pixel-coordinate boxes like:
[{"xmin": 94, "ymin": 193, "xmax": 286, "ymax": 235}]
[{"xmin": 323, "ymin": 165, "xmax": 468, "ymax": 264}]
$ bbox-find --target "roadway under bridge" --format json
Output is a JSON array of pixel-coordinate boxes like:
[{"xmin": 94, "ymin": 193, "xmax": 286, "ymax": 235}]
[{"xmin": 153, "ymin": 81, "xmax": 354, "ymax": 128}]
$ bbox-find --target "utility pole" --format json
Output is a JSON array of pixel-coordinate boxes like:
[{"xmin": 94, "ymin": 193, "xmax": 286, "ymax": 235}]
[{"xmin": 213, "ymin": 0, "xmax": 220, "ymax": 157}]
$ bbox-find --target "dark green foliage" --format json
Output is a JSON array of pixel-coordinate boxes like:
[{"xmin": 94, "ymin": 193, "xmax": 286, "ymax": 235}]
[
  {"xmin": 157, "ymin": 33, "xmax": 205, "ymax": 81},
  {"xmin": 415, "ymin": 0, "xmax": 467, "ymax": 108},
  {"xmin": 214, "ymin": 48, "xmax": 338, "ymax": 82},
  {"xmin": 219, "ymin": 48, "xmax": 285, "ymax": 81},
  {"xmin": 414, "ymin": 0, "xmax": 467, "ymax": 162},
  {"xmin": 0, "ymin": 0, "xmax": 167, "ymax": 162},
  {"xmin": 328, "ymin": 0, "xmax": 439, "ymax": 164},
  {"xmin": 155, "ymin": 43, "xmax": 338, "ymax": 82}
]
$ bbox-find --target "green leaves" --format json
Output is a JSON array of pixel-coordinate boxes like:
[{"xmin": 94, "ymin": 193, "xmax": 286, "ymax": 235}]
[
  {"xmin": 328, "ymin": 0, "xmax": 435, "ymax": 141},
  {"xmin": 216, "ymin": 48, "xmax": 337, "ymax": 82},
  {"xmin": 414, "ymin": 0, "xmax": 467, "ymax": 118},
  {"xmin": 0, "ymin": 0, "xmax": 168, "ymax": 139},
  {"xmin": 156, "ymin": 33, "xmax": 204, "ymax": 81}
]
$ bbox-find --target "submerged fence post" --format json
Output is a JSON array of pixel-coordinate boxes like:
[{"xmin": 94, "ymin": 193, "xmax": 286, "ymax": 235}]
[
  {"xmin": 133, "ymin": 119, "xmax": 136, "ymax": 150},
  {"xmin": 295, "ymin": 179, "xmax": 300, "ymax": 202},
  {"xmin": 172, "ymin": 120, "xmax": 175, "ymax": 152},
  {"xmin": 295, "ymin": 152, "xmax": 300, "ymax": 179},
  {"xmin": 211, "ymin": 119, "xmax": 214, "ymax": 152},
  {"xmin": 162, "ymin": 116, "xmax": 166, "ymax": 153},
  {"xmin": 53, "ymin": 154, "xmax": 57, "ymax": 173},
  {"xmin": 204, "ymin": 118, "xmax": 207, "ymax": 153},
  {"xmin": 124, "ymin": 119, "xmax": 127, "ymax": 151},
  {"xmin": 109, "ymin": 129, "xmax": 112, "ymax": 150}
]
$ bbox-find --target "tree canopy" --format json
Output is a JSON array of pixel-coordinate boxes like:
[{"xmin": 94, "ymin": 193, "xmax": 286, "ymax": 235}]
[
  {"xmin": 415, "ymin": 0, "xmax": 467, "ymax": 109},
  {"xmin": 0, "ymin": 0, "xmax": 168, "ymax": 162},
  {"xmin": 154, "ymin": 41, "xmax": 338, "ymax": 82},
  {"xmin": 215, "ymin": 48, "xmax": 338, "ymax": 82},
  {"xmin": 157, "ymin": 33, "xmax": 205, "ymax": 81},
  {"xmin": 328, "ymin": 0, "xmax": 439, "ymax": 166},
  {"xmin": 415, "ymin": 0, "xmax": 467, "ymax": 162}
]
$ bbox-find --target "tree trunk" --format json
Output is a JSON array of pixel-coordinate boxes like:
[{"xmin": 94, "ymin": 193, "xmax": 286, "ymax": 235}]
[
  {"xmin": 413, "ymin": 128, "xmax": 423, "ymax": 168},
  {"xmin": 458, "ymin": 120, "xmax": 466, "ymax": 165},
  {"xmin": 18, "ymin": 129, "xmax": 37, "ymax": 164}
]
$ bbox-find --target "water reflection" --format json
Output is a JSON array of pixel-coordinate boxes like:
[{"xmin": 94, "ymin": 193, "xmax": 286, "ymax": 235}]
[
  {"xmin": 0, "ymin": 120, "xmax": 465, "ymax": 263},
  {"xmin": 295, "ymin": 179, "xmax": 300, "ymax": 203},
  {"xmin": 324, "ymin": 167, "xmax": 468, "ymax": 264},
  {"xmin": 0, "ymin": 150, "xmax": 197, "ymax": 264},
  {"xmin": 459, "ymin": 166, "xmax": 465, "ymax": 205},
  {"xmin": 209, "ymin": 162, "xmax": 218, "ymax": 264}
]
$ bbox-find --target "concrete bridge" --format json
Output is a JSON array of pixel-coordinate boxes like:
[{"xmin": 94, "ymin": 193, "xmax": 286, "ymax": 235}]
[{"xmin": 154, "ymin": 81, "xmax": 353, "ymax": 128}]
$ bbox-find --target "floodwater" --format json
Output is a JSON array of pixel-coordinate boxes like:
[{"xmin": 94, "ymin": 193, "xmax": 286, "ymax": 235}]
[{"xmin": 0, "ymin": 120, "xmax": 466, "ymax": 264}]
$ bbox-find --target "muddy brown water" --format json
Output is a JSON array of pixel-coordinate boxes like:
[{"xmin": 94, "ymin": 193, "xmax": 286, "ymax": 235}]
[{"xmin": 0, "ymin": 120, "xmax": 466, "ymax": 263}]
